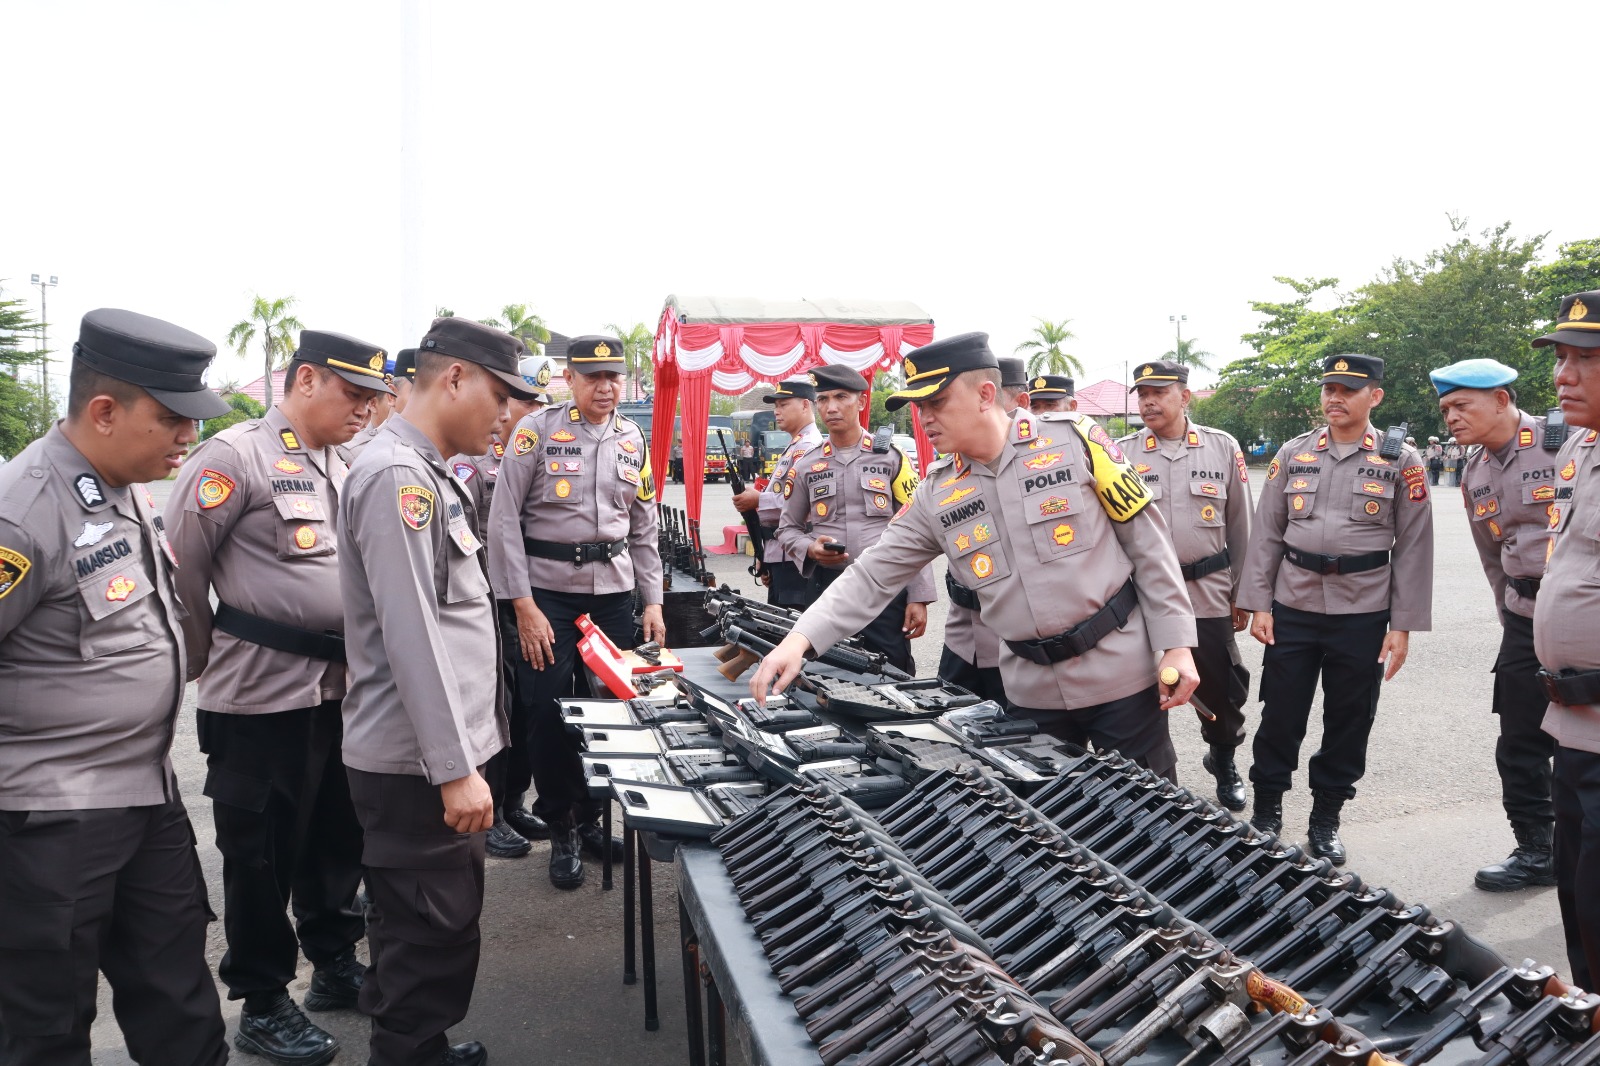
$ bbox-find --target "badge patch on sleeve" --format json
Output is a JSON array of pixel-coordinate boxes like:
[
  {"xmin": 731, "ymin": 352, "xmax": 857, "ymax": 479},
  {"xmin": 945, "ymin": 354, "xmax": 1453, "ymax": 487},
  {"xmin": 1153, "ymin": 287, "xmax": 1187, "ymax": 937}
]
[
  {"xmin": 0, "ymin": 547, "xmax": 31, "ymax": 600},
  {"xmin": 398, "ymin": 485, "xmax": 436, "ymax": 530},
  {"xmin": 1235, "ymin": 450, "xmax": 1249, "ymax": 483},
  {"xmin": 197, "ymin": 469, "xmax": 237, "ymax": 509},
  {"xmin": 454, "ymin": 463, "xmax": 476, "ymax": 483},
  {"xmin": 513, "ymin": 427, "xmax": 538, "ymax": 456}
]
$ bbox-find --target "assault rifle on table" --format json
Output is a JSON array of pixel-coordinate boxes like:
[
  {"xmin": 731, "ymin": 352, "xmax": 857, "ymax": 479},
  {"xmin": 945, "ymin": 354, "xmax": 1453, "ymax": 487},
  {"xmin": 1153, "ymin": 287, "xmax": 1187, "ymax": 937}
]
[
  {"xmin": 718, "ymin": 428, "xmax": 768, "ymax": 582},
  {"xmin": 703, "ymin": 584, "xmax": 914, "ymax": 683}
]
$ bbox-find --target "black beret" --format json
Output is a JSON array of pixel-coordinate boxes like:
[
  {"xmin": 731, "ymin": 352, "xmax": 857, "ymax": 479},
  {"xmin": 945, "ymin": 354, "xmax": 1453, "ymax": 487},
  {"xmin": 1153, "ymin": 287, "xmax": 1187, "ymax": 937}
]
[
  {"xmin": 420, "ymin": 318, "xmax": 533, "ymax": 399},
  {"xmin": 73, "ymin": 308, "xmax": 230, "ymax": 420},
  {"xmin": 1532, "ymin": 291, "xmax": 1600, "ymax": 350},
  {"xmin": 295, "ymin": 330, "xmax": 394, "ymax": 394},
  {"xmin": 1130, "ymin": 360, "xmax": 1188, "ymax": 389},
  {"xmin": 886, "ymin": 333, "xmax": 998, "ymax": 411},
  {"xmin": 1031, "ymin": 374, "xmax": 1076, "ymax": 396},
  {"xmin": 809, "ymin": 364, "xmax": 871, "ymax": 394},
  {"xmin": 1322, "ymin": 354, "xmax": 1384, "ymax": 387},
  {"xmin": 998, "ymin": 357, "xmax": 1028, "ymax": 389},
  {"xmin": 567, "ymin": 334, "xmax": 627, "ymax": 373},
  {"xmin": 763, "ymin": 378, "xmax": 816, "ymax": 403},
  {"xmin": 392, "ymin": 348, "xmax": 418, "ymax": 380}
]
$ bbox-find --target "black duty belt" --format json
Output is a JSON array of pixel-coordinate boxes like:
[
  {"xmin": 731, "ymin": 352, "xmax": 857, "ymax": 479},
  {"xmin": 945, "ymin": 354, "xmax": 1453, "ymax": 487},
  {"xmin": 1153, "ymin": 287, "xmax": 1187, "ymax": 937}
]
[
  {"xmin": 1005, "ymin": 578, "xmax": 1138, "ymax": 666},
  {"xmin": 1283, "ymin": 547, "xmax": 1390, "ymax": 576},
  {"xmin": 1180, "ymin": 548, "xmax": 1231, "ymax": 582},
  {"xmin": 524, "ymin": 537, "xmax": 628, "ymax": 567},
  {"xmin": 1507, "ymin": 575, "xmax": 1543, "ymax": 599},
  {"xmin": 214, "ymin": 602, "xmax": 346, "ymax": 663},
  {"xmin": 945, "ymin": 570, "xmax": 981, "ymax": 611},
  {"xmin": 1538, "ymin": 668, "xmax": 1600, "ymax": 707}
]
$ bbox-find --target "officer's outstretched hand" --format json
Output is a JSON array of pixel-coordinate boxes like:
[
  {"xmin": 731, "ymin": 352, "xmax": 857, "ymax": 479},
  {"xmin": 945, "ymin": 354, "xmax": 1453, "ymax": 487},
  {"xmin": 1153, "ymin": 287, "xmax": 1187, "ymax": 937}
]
[
  {"xmin": 641, "ymin": 603, "xmax": 666, "ymax": 645},
  {"xmin": 514, "ymin": 596, "xmax": 557, "ymax": 669},
  {"xmin": 749, "ymin": 633, "xmax": 813, "ymax": 707},
  {"xmin": 1249, "ymin": 610, "xmax": 1274, "ymax": 646},
  {"xmin": 441, "ymin": 770, "xmax": 494, "ymax": 834},
  {"xmin": 808, "ymin": 536, "xmax": 850, "ymax": 567},
  {"xmin": 1156, "ymin": 648, "xmax": 1200, "ymax": 712},
  {"xmin": 1379, "ymin": 630, "xmax": 1410, "ymax": 681}
]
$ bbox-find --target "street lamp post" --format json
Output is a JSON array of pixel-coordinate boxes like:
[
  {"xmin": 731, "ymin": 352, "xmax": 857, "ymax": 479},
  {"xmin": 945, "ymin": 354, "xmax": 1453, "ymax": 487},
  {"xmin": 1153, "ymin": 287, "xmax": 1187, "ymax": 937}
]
[
  {"xmin": 30, "ymin": 274, "xmax": 58, "ymax": 422},
  {"xmin": 1168, "ymin": 314, "xmax": 1187, "ymax": 362}
]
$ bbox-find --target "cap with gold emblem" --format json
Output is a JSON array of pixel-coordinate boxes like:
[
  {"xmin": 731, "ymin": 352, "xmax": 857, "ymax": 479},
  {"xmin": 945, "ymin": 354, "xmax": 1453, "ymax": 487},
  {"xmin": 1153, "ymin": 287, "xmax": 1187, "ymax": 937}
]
[
  {"xmin": 392, "ymin": 348, "xmax": 418, "ymax": 381},
  {"xmin": 998, "ymin": 356, "xmax": 1028, "ymax": 390},
  {"xmin": 809, "ymin": 364, "xmax": 870, "ymax": 395},
  {"xmin": 763, "ymin": 377, "xmax": 816, "ymax": 403},
  {"xmin": 1532, "ymin": 291, "xmax": 1600, "ymax": 349},
  {"xmin": 518, "ymin": 354, "xmax": 555, "ymax": 402},
  {"xmin": 886, "ymin": 332, "xmax": 998, "ymax": 411},
  {"xmin": 1322, "ymin": 353, "xmax": 1384, "ymax": 389},
  {"xmin": 420, "ymin": 317, "xmax": 534, "ymax": 399},
  {"xmin": 567, "ymin": 334, "xmax": 627, "ymax": 374},
  {"xmin": 73, "ymin": 308, "xmax": 233, "ymax": 419},
  {"xmin": 1031, "ymin": 374, "xmax": 1076, "ymax": 397},
  {"xmin": 296, "ymin": 330, "xmax": 396, "ymax": 395},
  {"xmin": 1129, "ymin": 359, "xmax": 1187, "ymax": 390}
]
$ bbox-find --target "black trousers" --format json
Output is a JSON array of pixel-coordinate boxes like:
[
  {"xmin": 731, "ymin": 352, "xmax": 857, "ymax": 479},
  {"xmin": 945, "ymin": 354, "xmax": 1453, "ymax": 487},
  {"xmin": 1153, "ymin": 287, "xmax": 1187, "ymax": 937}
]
[
  {"xmin": 1492, "ymin": 610, "xmax": 1556, "ymax": 826},
  {"xmin": 1193, "ymin": 615, "xmax": 1250, "ymax": 748},
  {"xmin": 766, "ymin": 560, "xmax": 809, "ymax": 609},
  {"xmin": 1250, "ymin": 603, "xmax": 1389, "ymax": 799},
  {"xmin": 0, "ymin": 797, "xmax": 226, "ymax": 1066},
  {"xmin": 1011, "ymin": 685, "xmax": 1177, "ymax": 781},
  {"xmin": 196, "ymin": 702, "xmax": 365, "ymax": 1000},
  {"xmin": 347, "ymin": 769, "xmax": 486, "ymax": 1066},
  {"xmin": 937, "ymin": 645, "xmax": 1007, "ymax": 704},
  {"xmin": 487, "ymin": 602, "xmax": 536, "ymax": 812},
  {"xmin": 1554, "ymin": 745, "xmax": 1600, "ymax": 991},
  {"xmin": 812, "ymin": 567, "xmax": 915, "ymax": 675},
  {"xmin": 516, "ymin": 587, "xmax": 634, "ymax": 827}
]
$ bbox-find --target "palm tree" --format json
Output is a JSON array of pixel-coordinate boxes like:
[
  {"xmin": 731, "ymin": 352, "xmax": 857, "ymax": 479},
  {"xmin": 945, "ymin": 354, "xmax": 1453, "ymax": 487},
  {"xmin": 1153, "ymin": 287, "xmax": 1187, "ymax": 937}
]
[
  {"xmin": 1015, "ymin": 318, "xmax": 1085, "ymax": 378},
  {"xmin": 605, "ymin": 321, "xmax": 655, "ymax": 401},
  {"xmin": 227, "ymin": 295, "xmax": 304, "ymax": 409},
  {"xmin": 479, "ymin": 303, "xmax": 550, "ymax": 353},
  {"xmin": 1163, "ymin": 336, "xmax": 1215, "ymax": 370}
]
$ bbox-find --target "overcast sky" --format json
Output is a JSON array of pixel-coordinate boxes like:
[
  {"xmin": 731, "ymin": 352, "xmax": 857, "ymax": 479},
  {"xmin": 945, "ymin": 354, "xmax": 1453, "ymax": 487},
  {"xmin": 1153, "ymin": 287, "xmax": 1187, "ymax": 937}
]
[{"xmin": 5, "ymin": 1, "xmax": 1595, "ymax": 396}]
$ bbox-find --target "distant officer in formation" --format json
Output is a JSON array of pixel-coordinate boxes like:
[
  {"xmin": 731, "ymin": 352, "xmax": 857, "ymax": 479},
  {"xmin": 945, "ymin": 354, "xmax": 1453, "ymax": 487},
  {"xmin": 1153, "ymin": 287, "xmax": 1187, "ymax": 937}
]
[
  {"xmin": 167, "ymin": 330, "xmax": 393, "ymax": 1065},
  {"xmin": 1531, "ymin": 291, "xmax": 1600, "ymax": 990},
  {"xmin": 1426, "ymin": 435, "xmax": 1445, "ymax": 484},
  {"xmin": 1025, "ymin": 373, "xmax": 1075, "ymax": 413},
  {"xmin": 775, "ymin": 364, "xmax": 933, "ymax": 673},
  {"xmin": 753, "ymin": 334, "xmax": 1200, "ymax": 777},
  {"xmin": 0, "ymin": 309, "xmax": 231, "ymax": 1065},
  {"xmin": 1431, "ymin": 358, "xmax": 1560, "ymax": 893},
  {"xmin": 488, "ymin": 335, "xmax": 663, "ymax": 890},
  {"xmin": 732, "ymin": 376, "xmax": 823, "ymax": 606},
  {"xmin": 1239, "ymin": 354, "xmax": 1434, "ymax": 864},
  {"xmin": 938, "ymin": 355, "xmax": 1030, "ymax": 701},
  {"xmin": 340, "ymin": 316, "xmax": 532, "ymax": 1066},
  {"xmin": 1120, "ymin": 359, "xmax": 1254, "ymax": 811},
  {"xmin": 343, "ymin": 347, "xmax": 416, "ymax": 462},
  {"xmin": 452, "ymin": 354, "xmax": 553, "ymax": 547}
]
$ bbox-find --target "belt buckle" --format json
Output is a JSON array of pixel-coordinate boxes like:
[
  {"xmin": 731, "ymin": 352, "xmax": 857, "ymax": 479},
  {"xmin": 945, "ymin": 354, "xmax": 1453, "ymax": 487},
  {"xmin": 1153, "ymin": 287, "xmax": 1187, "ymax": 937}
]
[
  {"xmin": 1321, "ymin": 558, "xmax": 1340, "ymax": 576},
  {"xmin": 1538, "ymin": 671, "xmax": 1564, "ymax": 704}
]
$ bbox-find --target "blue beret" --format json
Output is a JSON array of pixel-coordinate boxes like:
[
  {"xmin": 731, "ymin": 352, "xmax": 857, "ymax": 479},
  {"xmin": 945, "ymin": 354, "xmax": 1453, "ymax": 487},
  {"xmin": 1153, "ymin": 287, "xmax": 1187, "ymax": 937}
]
[{"xmin": 1430, "ymin": 358, "xmax": 1518, "ymax": 397}]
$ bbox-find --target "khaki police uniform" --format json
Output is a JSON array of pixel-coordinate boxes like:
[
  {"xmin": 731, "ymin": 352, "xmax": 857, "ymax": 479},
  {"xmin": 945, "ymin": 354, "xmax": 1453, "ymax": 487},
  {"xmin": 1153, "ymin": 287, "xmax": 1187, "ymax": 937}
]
[
  {"xmin": 340, "ymin": 413, "xmax": 508, "ymax": 1064},
  {"xmin": 791, "ymin": 411, "xmax": 1195, "ymax": 776},
  {"xmin": 486, "ymin": 399, "xmax": 662, "ymax": 829},
  {"xmin": 1121, "ymin": 419, "xmax": 1254, "ymax": 747},
  {"xmin": 0, "ymin": 430, "xmax": 227, "ymax": 1063},
  {"xmin": 776, "ymin": 431, "xmax": 933, "ymax": 674},
  {"xmin": 341, "ymin": 421, "xmax": 380, "ymax": 462},
  {"xmin": 756, "ymin": 420, "xmax": 823, "ymax": 605},
  {"xmin": 450, "ymin": 435, "xmax": 505, "ymax": 545},
  {"xmin": 1238, "ymin": 423, "xmax": 1434, "ymax": 803},
  {"xmin": 165, "ymin": 404, "xmax": 366, "ymax": 1004}
]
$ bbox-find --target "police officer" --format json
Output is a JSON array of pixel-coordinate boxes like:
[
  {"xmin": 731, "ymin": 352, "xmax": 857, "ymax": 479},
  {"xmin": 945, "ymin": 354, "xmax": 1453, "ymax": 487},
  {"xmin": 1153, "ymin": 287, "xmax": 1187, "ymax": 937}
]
[
  {"xmin": 731, "ymin": 376, "xmax": 823, "ymax": 606},
  {"xmin": 343, "ymin": 348, "xmax": 415, "ymax": 462},
  {"xmin": 487, "ymin": 335, "xmax": 664, "ymax": 890},
  {"xmin": 752, "ymin": 334, "xmax": 1199, "ymax": 778},
  {"xmin": 1121, "ymin": 359, "xmax": 1255, "ymax": 810},
  {"xmin": 1025, "ymin": 373, "xmax": 1076, "ymax": 413},
  {"xmin": 775, "ymin": 364, "xmax": 933, "ymax": 673},
  {"xmin": 1431, "ymin": 358, "xmax": 1559, "ymax": 892},
  {"xmin": 938, "ymin": 356, "xmax": 1030, "ymax": 701},
  {"xmin": 166, "ymin": 330, "xmax": 393, "ymax": 1064},
  {"xmin": 340, "ymin": 317, "xmax": 529, "ymax": 1066},
  {"xmin": 1239, "ymin": 354, "xmax": 1435, "ymax": 864},
  {"xmin": 452, "ymin": 354, "xmax": 553, "ymax": 546},
  {"xmin": 1531, "ymin": 291, "xmax": 1600, "ymax": 989},
  {"xmin": 0, "ymin": 309, "xmax": 230, "ymax": 1065}
]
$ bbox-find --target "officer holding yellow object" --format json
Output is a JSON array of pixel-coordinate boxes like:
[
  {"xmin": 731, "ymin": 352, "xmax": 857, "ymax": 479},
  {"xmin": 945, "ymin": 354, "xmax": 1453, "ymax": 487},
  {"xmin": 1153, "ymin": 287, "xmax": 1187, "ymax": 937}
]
[
  {"xmin": 753, "ymin": 334, "xmax": 1198, "ymax": 777},
  {"xmin": 775, "ymin": 363, "xmax": 933, "ymax": 674}
]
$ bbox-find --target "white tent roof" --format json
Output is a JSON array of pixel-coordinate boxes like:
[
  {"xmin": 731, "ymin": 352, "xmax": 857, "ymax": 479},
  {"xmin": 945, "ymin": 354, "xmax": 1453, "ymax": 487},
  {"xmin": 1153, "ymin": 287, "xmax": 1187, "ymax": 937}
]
[{"xmin": 663, "ymin": 294, "xmax": 933, "ymax": 326}]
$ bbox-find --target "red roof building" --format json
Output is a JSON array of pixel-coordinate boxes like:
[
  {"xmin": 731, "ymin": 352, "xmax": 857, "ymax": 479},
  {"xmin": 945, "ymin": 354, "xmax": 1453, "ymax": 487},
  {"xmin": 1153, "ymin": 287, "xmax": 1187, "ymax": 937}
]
[{"xmin": 1072, "ymin": 378, "xmax": 1135, "ymax": 420}]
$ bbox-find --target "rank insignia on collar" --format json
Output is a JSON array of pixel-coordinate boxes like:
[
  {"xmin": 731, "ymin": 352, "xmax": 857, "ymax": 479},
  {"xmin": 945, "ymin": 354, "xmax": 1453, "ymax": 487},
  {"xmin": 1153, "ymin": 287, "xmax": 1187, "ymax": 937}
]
[
  {"xmin": 1016, "ymin": 418, "xmax": 1033, "ymax": 440},
  {"xmin": 551, "ymin": 429, "xmax": 576, "ymax": 443},
  {"xmin": 821, "ymin": 443, "xmax": 833, "ymax": 457},
  {"xmin": 513, "ymin": 427, "xmax": 538, "ymax": 455},
  {"xmin": 398, "ymin": 485, "xmax": 435, "ymax": 530},
  {"xmin": 1519, "ymin": 428, "xmax": 1535, "ymax": 448},
  {"xmin": 568, "ymin": 407, "xmax": 581, "ymax": 423},
  {"xmin": 492, "ymin": 441, "xmax": 505, "ymax": 458},
  {"xmin": 1363, "ymin": 432, "xmax": 1376, "ymax": 450},
  {"xmin": 273, "ymin": 457, "xmax": 304, "ymax": 474},
  {"xmin": 1586, "ymin": 430, "xmax": 1599, "ymax": 444},
  {"xmin": 74, "ymin": 473, "xmax": 105, "ymax": 507},
  {"xmin": 1187, "ymin": 430, "xmax": 1200, "ymax": 447},
  {"xmin": 105, "ymin": 574, "xmax": 136, "ymax": 602},
  {"xmin": 280, "ymin": 430, "xmax": 300, "ymax": 450},
  {"xmin": 1144, "ymin": 435, "xmax": 1157, "ymax": 451},
  {"xmin": 0, "ymin": 547, "xmax": 31, "ymax": 601},
  {"xmin": 197, "ymin": 469, "xmax": 236, "ymax": 509},
  {"xmin": 1315, "ymin": 432, "xmax": 1329, "ymax": 450}
]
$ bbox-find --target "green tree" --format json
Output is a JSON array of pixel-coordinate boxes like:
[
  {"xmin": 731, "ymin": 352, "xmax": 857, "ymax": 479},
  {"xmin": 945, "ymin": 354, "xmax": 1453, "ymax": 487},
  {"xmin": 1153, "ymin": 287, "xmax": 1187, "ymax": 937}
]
[
  {"xmin": 1163, "ymin": 336, "xmax": 1216, "ymax": 370},
  {"xmin": 227, "ymin": 295, "xmax": 304, "ymax": 410},
  {"xmin": 434, "ymin": 305, "xmax": 455, "ymax": 319},
  {"xmin": 1015, "ymin": 318, "xmax": 1085, "ymax": 377},
  {"xmin": 200, "ymin": 392, "xmax": 267, "ymax": 441},
  {"xmin": 710, "ymin": 393, "xmax": 739, "ymax": 417},
  {"xmin": 1527, "ymin": 237, "xmax": 1600, "ymax": 326},
  {"xmin": 0, "ymin": 288, "xmax": 50, "ymax": 456},
  {"xmin": 479, "ymin": 304, "xmax": 550, "ymax": 352},
  {"xmin": 604, "ymin": 321, "xmax": 656, "ymax": 400},
  {"xmin": 868, "ymin": 371, "xmax": 912, "ymax": 434}
]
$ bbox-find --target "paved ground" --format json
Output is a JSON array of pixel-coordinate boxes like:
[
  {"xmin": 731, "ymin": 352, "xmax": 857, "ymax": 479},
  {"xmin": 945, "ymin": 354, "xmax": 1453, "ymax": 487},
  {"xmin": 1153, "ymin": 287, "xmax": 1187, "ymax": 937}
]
[{"xmin": 89, "ymin": 467, "xmax": 1567, "ymax": 1064}]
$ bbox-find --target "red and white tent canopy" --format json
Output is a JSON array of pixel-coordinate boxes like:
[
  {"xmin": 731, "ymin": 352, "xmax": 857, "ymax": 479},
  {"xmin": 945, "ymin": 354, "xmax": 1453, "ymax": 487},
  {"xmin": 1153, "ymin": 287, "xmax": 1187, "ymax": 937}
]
[{"xmin": 651, "ymin": 295, "xmax": 935, "ymax": 521}]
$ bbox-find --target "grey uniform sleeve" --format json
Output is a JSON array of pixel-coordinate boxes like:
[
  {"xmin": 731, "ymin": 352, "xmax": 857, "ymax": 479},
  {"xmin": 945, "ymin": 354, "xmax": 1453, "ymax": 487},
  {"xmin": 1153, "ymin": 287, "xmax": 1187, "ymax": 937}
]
[
  {"xmin": 1110, "ymin": 503, "xmax": 1197, "ymax": 652},
  {"xmin": 0, "ymin": 521, "xmax": 48, "ymax": 644},
  {"xmin": 793, "ymin": 498, "xmax": 943, "ymax": 655},
  {"xmin": 487, "ymin": 418, "xmax": 537, "ymax": 600},
  {"xmin": 164, "ymin": 443, "xmax": 245, "ymax": 680},
  {"xmin": 1389, "ymin": 454, "xmax": 1435, "ymax": 632},
  {"xmin": 1237, "ymin": 448, "xmax": 1291, "ymax": 613},
  {"xmin": 628, "ymin": 465, "xmax": 663, "ymax": 607},
  {"xmin": 776, "ymin": 467, "xmax": 816, "ymax": 574},
  {"xmin": 1465, "ymin": 484, "xmax": 1508, "ymax": 615},
  {"xmin": 351, "ymin": 464, "xmax": 478, "ymax": 784},
  {"xmin": 1224, "ymin": 438, "xmax": 1253, "ymax": 605}
]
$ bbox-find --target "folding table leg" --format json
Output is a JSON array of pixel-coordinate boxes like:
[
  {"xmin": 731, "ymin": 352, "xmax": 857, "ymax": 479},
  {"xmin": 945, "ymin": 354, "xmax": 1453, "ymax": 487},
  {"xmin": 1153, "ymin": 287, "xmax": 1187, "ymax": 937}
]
[
  {"xmin": 639, "ymin": 831, "xmax": 659, "ymax": 1031},
  {"xmin": 680, "ymin": 896, "xmax": 705, "ymax": 1066},
  {"xmin": 602, "ymin": 802, "xmax": 614, "ymax": 891},
  {"xmin": 623, "ymin": 822, "xmax": 636, "ymax": 985},
  {"xmin": 707, "ymin": 973, "xmax": 726, "ymax": 1066}
]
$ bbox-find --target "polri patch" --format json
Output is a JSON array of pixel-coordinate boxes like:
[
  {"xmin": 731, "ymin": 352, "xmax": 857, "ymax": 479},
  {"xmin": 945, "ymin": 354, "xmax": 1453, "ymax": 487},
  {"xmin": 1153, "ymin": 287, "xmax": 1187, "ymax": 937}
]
[
  {"xmin": 398, "ymin": 485, "xmax": 436, "ymax": 530},
  {"xmin": 0, "ymin": 547, "xmax": 31, "ymax": 600},
  {"xmin": 513, "ymin": 427, "xmax": 538, "ymax": 456},
  {"xmin": 197, "ymin": 469, "xmax": 236, "ymax": 509}
]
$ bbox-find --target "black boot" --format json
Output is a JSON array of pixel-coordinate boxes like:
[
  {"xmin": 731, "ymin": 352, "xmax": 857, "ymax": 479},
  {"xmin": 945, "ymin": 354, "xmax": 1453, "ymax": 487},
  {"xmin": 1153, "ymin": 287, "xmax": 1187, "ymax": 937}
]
[
  {"xmin": 1202, "ymin": 745, "xmax": 1247, "ymax": 812},
  {"xmin": 303, "ymin": 947, "xmax": 365, "ymax": 1012},
  {"xmin": 486, "ymin": 808, "xmax": 532, "ymax": 859},
  {"xmin": 1251, "ymin": 790, "xmax": 1283, "ymax": 836},
  {"xmin": 504, "ymin": 798, "xmax": 550, "ymax": 841},
  {"xmin": 1307, "ymin": 790, "xmax": 1346, "ymax": 865},
  {"xmin": 577, "ymin": 818, "xmax": 624, "ymax": 862},
  {"xmin": 442, "ymin": 1041, "xmax": 489, "ymax": 1065},
  {"xmin": 548, "ymin": 820, "xmax": 584, "ymax": 890},
  {"xmin": 235, "ymin": 991, "xmax": 339, "ymax": 1066},
  {"xmin": 1475, "ymin": 822, "xmax": 1556, "ymax": 892}
]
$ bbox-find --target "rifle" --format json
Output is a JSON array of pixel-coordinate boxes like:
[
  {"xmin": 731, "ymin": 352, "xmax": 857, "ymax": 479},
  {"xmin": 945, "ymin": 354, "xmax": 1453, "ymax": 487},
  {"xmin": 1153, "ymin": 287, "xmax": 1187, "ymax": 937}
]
[{"xmin": 718, "ymin": 428, "xmax": 769, "ymax": 581}]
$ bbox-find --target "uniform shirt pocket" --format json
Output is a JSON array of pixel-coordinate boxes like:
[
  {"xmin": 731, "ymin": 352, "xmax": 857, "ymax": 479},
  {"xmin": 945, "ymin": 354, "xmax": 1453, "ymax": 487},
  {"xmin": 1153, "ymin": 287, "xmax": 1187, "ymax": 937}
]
[
  {"xmin": 859, "ymin": 472, "xmax": 892, "ymax": 515},
  {"xmin": 444, "ymin": 526, "xmax": 491, "ymax": 604},
  {"xmin": 75, "ymin": 561, "xmax": 162, "ymax": 660},
  {"xmin": 1350, "ymin": 478, "xmax": 1395, "ymax": 524},
  {"xmin": 1284, "ymin": 482, "xmax": 1319, "ymax": 520},
  {"xmin": 271, "ymin": 494, "xmax": 335, "ymax": 559},
  {"xmin": 1189, "ymin": 481, "xmax": 1226, "ymax": 526}
]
